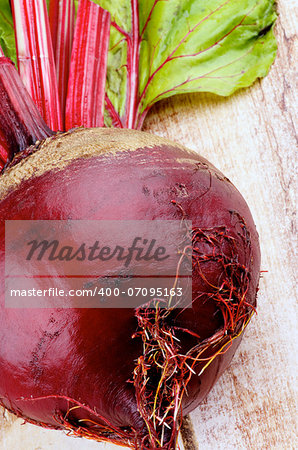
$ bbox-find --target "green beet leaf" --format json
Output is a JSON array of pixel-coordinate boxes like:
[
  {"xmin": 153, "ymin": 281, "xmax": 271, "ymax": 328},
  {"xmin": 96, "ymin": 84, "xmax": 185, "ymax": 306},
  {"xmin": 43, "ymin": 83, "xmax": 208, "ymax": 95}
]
[
  {"xmin": 0, "ymin": 0, "xmax": 16, "ymax": 65},
  {"xmin": 98, "ymin": 0, "xmax": 277, "ymax": 128},
  {"xmin": 0, "ymin": 0, "xmax": 277, "ymax": 129}
]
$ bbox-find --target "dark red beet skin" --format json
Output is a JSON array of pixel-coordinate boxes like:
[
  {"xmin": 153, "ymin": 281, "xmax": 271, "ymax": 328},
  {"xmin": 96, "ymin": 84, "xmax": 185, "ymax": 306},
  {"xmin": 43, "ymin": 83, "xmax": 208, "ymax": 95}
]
[{"xmin": 0, "ymin": 128, "xmax": 260, "ymax": 448}]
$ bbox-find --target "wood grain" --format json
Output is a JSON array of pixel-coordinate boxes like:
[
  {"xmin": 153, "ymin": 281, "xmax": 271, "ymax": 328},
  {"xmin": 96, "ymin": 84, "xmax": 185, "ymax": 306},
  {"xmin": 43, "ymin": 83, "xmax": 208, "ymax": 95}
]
[{"xmin": 0, "ymin": 0, "xmax": 297, "ymax": 448}]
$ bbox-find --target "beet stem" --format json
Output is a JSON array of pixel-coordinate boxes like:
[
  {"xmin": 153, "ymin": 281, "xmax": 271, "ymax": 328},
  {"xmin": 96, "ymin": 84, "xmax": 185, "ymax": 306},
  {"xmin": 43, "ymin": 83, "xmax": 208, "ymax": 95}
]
[
  {"xmin": 0, "ymin": 54, "xmax": 54, "ymax": 164},
  {"xmin": 125, "ymin": 0, "xmax": 140, "ymax": 129},
  {"xmin": 65, "ymin": 0, "xmax": 111, "ymax": 130},
  {"xmin": 11, "ymin": 0, "xmax": 62, "ymax": 131},
  {"xmin": 49, "ymin": 0, "xmax": 75, "ymax": 126}
]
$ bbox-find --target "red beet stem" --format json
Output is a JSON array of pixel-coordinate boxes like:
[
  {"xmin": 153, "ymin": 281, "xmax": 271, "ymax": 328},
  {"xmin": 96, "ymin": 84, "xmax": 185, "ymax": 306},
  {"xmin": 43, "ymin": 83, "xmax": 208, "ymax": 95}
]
[
  {"xmin": 125, "ymin": 0, "xmax": 140, "ymax": 129},
  {"xmin": 0, "ymin": 55, "xmax": 53, "ymax": 163},
  {"xmin": 65, "ymin": 0, "xmax": 111, "ymax": 130},
  {"xmin": 0, "ymin": 44, "xmax": 11, "ymax": 168},
  {"xmin": 11, "ymin": 0, "xmax": 62, "ymax": 131},
  {"xmin": 0, "ymin": 134, "xmax": 9, "ymax": 170},
  {"xmin": 49, "ymin": 0, "xmax": 75, "ymax": 125}
]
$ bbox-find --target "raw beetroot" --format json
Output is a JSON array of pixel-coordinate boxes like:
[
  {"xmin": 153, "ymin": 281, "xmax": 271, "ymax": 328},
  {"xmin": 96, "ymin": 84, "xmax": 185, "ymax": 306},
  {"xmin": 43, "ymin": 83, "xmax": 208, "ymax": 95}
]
[
  {"xmin": 0, "ymin": 0, "xmax": 275, "ymax": 446},
  {"xmin": 0, "ymin": 128, "xmax": 260, "ymax": 448}
]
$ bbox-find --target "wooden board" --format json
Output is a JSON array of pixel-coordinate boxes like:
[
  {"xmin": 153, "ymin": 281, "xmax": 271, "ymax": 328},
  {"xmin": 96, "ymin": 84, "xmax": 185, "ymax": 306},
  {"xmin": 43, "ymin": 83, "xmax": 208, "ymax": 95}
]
[{"xmin": 1, "ymin": 0, "xmax": 297, "ymax": 448}]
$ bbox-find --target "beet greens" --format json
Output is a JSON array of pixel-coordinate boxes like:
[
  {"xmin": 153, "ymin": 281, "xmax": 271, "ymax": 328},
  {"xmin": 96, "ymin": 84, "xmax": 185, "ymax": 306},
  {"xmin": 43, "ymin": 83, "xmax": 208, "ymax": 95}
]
[{"xmin": 0, "ymin": 0, "xmax": 277, "ymax": 142}]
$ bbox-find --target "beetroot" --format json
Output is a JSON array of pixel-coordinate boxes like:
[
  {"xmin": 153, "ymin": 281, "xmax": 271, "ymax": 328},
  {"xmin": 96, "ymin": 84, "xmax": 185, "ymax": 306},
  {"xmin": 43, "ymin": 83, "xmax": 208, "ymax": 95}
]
[
  {"xmin": 0, "ymin": 128, "xmax": 260, "ymax": 448},
  {"xmin": 0, "ymin": 0, "xmax": 277, "ymax": 445}
]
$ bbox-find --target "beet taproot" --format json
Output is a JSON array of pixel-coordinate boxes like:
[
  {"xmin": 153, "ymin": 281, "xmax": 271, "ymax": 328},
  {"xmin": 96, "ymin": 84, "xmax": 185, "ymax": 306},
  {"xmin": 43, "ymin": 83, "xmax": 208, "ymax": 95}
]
[{"xmin": 0, "ymin": 128, "xmax": 260, "ymax": 448}]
